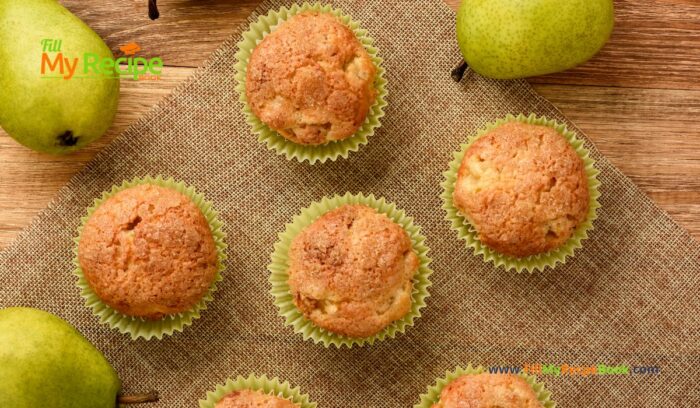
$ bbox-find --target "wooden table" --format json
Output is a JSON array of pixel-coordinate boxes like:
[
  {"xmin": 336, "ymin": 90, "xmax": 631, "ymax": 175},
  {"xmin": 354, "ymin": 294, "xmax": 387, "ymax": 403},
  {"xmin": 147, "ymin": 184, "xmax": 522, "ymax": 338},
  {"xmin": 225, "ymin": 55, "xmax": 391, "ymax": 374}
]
[{"xmin": 1, "ymin": 0, "xmax": 699, "ymax": 249}]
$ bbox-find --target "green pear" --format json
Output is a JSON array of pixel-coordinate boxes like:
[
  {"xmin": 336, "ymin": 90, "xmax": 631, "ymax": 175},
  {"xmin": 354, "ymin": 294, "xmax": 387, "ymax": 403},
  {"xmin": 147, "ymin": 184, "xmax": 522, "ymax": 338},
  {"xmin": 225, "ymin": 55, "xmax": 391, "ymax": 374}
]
[
  {"xmin": 0, "ymin": 0, "xmax": 119, "ymax": 154},
  {"xmin": 0, "ymin": 307, "xmax": 119, "ymax": 408},
  {"xmin": 456, "ymin": 0, "xmax": 614, "ymax": 79}
]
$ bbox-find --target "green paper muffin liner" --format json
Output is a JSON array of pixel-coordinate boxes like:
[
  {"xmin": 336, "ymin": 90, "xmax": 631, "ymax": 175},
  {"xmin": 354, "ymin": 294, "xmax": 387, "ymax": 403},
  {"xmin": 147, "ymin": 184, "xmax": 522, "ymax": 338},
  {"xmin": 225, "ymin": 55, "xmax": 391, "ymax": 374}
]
[
  {"xmin": 415, "ymin": 364, "xmax": 556, "ymax": 408},
  {"xmin": 268, "ymin": 193, "xmax": 432, "ymax": 348},
  {"xmin": 441, "ymin": 113, "xmax": 601, "ymax": 273},
  {"xmin": 234, "ymin": 2, "xmax": 388, "ymax": 164},
  {"xmin": 73, "ymin": 176, "xmax": 228, "ymax": 340},
  {"xmin": 199, "ymin": 374, "xmax": 317, "ymax": 408}
]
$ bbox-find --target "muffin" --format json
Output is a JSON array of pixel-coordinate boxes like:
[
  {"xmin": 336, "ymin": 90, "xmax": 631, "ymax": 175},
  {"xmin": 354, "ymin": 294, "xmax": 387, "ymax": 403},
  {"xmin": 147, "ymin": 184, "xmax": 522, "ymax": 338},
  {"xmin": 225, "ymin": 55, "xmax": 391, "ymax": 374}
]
[
  {"xmin": 431, "ymin": 374, "xmax": 544, "ymax": 408},
  {"xmin": 77, "ymin": 183, "xmax": 218, "ymax": 320},
  {"xmin": 200, "ymin": 375, "xmax": 316, "ymax": 408},
  {"xmin": 287, "ymin": 204, "xmax": 419, "ymax": 338},
  {"xmin": 215, "ymin": 389, "xmax": 299, "ymax": 408},
  {"xmin": 245, "ymin": 11, "xmax": 377, "ymax": 145},
  {"xmin": 453, "ymin": 121, "xmax": 589, "ymax": 258}
]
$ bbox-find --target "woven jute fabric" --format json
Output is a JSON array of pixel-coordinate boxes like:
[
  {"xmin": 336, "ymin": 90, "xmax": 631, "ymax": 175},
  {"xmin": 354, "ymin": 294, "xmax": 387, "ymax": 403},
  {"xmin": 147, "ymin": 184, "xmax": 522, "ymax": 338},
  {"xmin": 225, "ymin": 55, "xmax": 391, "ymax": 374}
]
[{"xmin": 1, "ymin": 1, "xmax": 699, "ymax": 406}]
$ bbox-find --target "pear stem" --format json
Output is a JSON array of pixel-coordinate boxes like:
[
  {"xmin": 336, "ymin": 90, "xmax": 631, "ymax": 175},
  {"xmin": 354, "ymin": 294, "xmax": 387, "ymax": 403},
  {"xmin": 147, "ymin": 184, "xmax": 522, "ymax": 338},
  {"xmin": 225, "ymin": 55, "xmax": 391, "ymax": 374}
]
[
  {"xmin": 117, "ymin": 390, "xmax": 159, "ymax": 405},
  {"xmin": 451, "ymin": 60, "xmax": 470, "ymax": 82},
  {"xmin": 148, "ymin": 0, "xmax": 160, "ymax": 20}
]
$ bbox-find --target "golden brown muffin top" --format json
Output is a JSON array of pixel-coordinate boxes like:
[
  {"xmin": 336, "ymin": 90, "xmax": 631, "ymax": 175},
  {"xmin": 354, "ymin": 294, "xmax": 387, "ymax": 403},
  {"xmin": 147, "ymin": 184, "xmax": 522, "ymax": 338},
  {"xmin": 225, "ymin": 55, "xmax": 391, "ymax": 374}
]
[
  {"xmin": 215, "ymin": 390, "xmax": 299, "ymax": 408},
  {"xmin": 77, "ymin": 184, "xmax": 218, "ymax": 320},
  {"xmin": 453, "ymin": 122, "xmax": 589, "ymax": 258},
  {"xmin": 287, "ymin": 204, "xmax": 419, "ymax": 338},
  {"xmin": 245, "ymin": 12, "xmax": 377, "ymax": 145},
  {"xmin": 431, "ymin": 374, "xmax": 544, "ymax": 408}
]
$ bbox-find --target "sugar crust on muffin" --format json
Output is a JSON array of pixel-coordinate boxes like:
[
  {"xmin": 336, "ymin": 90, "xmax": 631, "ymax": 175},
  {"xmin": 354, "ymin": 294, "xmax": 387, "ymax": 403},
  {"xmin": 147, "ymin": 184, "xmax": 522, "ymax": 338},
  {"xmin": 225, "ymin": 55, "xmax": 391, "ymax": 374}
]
[
  {"xmin": 246, "ymin": 12, "xmax": 377, "ymax": 145},
  {"xmin": 287, "ymin": 204, "xmax": 418, "ymax": 338},
  {"xmin": 431, "ymin": 373, "xmax": 543, "ymax": 408},
  {"xmin": 77, "ymin": 184, "xmax": 218, "ymax": 320},
  {"xmin": 215, "ymin": 389, "xmax": 299, "ymax": 408},
  {"xmin": 453, "ymin": 122, "xmax": 589, "ymax": 258}
]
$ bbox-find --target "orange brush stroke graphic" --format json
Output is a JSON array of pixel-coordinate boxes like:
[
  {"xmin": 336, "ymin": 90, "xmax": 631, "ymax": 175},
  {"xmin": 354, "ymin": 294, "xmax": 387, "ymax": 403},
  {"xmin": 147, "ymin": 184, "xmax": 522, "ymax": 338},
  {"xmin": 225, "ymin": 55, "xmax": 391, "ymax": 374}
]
[{"xmin": 119, "ymin": 42, "xmax": 141, "ymax": 56}]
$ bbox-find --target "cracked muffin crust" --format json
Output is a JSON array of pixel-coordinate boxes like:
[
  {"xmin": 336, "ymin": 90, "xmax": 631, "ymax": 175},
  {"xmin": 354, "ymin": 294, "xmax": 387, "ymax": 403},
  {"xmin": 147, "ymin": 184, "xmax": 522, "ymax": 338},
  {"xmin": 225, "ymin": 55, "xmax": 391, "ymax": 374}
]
[
  {"xmin": 245, "ymin": 12, "xmax": 377, "ymax": 145},
  {"xmin": 77, "ymin": 184, "xmax": 218, "ymax": 320},
  {"xmin": 453, "ymin": 121, "xmax": 589, "ymax": 258},
  {"xmin": 215, "ymin": 389, "xmax": 299, "ymax": 408},
  {"xmin": 287, "ymin": 204, "xmax": 419, "ymax": 338},
  {"xmin": 431, "ymin": 374, "xmax": 543, "ymax": 408}
]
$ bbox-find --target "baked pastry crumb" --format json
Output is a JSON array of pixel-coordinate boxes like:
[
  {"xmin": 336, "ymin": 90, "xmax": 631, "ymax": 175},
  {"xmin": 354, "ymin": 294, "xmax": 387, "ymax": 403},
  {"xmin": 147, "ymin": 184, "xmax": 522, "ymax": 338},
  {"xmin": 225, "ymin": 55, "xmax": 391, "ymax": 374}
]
[
  {"xmin": 431, "ymin": 373, "xmax": 543, "ymax": 408},
  {"xmin": 246, "ymin": 12, "xmax": 376, "ymax": 145},
  {"xmin": 453, "ymin": 121, "xmax": 589, "ymax": 258},
  {"xmin": 215, "ymin": 389, "xmax": 299, "ymax": 408},
  {"xmin": 287, "ymin": 204, "xmax": 418, "ymax": 338},
  {"xmin": 77, "ymin": 184, "xmax": 218, "ymax": 320}
]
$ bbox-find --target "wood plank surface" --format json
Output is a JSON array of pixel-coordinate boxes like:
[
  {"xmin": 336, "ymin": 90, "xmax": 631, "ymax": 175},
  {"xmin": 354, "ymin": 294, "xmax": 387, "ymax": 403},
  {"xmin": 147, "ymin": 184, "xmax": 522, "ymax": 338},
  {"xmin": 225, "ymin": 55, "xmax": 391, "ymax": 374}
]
[
  {"xmin": 1, "ymin": 0, "xmax": 699, "ymax": 249},
  {"xmin": 530, "ymin": 0, "xmax": 700, "ymax": 90}
]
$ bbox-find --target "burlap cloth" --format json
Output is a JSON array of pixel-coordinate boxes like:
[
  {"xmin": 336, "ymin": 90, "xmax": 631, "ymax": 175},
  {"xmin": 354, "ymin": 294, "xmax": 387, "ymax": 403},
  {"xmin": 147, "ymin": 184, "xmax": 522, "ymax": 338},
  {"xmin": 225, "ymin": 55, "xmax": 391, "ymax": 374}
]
[{"xmin": 1, "ymin": 0, "xmax": 699, "ymax": 406}]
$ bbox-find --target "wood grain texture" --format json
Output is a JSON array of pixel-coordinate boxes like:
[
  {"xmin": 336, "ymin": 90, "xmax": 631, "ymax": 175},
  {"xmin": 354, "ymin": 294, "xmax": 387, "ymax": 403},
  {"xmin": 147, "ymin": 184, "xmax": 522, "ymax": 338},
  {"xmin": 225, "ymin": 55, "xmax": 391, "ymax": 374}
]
[
  {"xmin": 1, "ymin": 0, "xmax": 699, "ymax": 248},
  {"xmin": 60, "ymin": 0, "xmax": 261, "ymax": 68}
]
